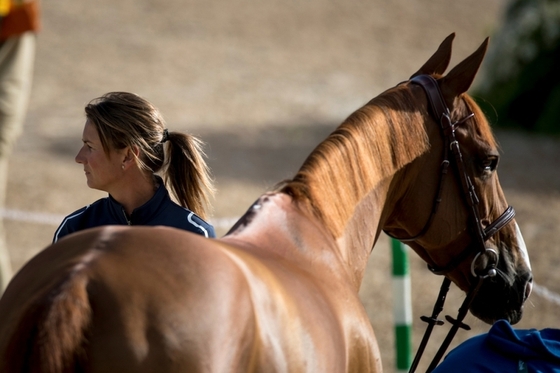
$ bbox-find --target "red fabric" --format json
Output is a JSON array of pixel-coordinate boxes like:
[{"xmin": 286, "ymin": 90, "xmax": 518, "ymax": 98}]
[{"xmin": 0, "ymin": 1, "xmax": 41, "ymax": 40}]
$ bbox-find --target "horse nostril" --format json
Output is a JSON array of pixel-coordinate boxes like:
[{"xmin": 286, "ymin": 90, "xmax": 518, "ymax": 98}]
[{"xmin": 524, "ymin": 278, "xmax": 533, "ymax": 301}]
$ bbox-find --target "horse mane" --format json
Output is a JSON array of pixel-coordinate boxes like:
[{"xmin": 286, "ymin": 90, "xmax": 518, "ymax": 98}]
[{"xmin": 279, "ymin": 86, "xmax": 430, "ymax": 238}]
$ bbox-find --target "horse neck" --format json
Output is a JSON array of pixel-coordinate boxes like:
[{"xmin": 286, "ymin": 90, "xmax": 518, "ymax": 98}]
[{"xmin": 280, "ymin": 90, "xmax": 429, "ymax": 288}]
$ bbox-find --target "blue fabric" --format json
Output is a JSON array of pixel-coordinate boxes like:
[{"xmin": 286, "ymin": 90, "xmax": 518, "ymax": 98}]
[
  {"xmin": 432, "ymin": 320, "xmax": 560, "ymax": 372},
  {"xmin": 53, "ymin": 180, "xmax": 215, "ymax": 242}
]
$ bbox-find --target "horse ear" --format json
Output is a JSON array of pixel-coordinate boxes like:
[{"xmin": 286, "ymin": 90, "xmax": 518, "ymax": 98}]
[
  {"xmin": 410, "ymin": 33, "xmax": 455, "ymax": 78},
  {"xmin": 440, "ymin": 37, "xmax": 489, "ymax": 99}
]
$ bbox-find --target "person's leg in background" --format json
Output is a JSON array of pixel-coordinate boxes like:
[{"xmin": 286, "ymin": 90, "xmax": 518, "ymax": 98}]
[{"xmin": 0, "ymin": 31, "xmax": 36, "ymax": 292}]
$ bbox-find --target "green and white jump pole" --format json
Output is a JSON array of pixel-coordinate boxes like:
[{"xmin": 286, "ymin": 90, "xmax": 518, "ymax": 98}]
[{"xmin": 391, "ymin": 238, "xmax": 412, "ymax": 372}]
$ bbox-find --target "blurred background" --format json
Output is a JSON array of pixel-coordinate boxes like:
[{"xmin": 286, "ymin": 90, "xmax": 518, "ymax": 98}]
[{"xmin": 3, "ymin": 0, "xmax": 560, "ymax": 371}]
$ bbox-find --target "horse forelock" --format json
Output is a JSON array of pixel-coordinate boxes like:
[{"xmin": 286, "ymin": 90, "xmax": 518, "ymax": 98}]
[
  {"xmin": 280, "ymin": 86, "xmax": 429, "ymax": 237},
  {"xmin": 460, "ymin": 94, "xmax": 498, "ymax": 150}
]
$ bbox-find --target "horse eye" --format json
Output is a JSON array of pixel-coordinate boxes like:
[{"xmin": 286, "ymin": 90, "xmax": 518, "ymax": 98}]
[{"xmin": 481, "ymin": 157, "xmax": 498, "ymax": 173}]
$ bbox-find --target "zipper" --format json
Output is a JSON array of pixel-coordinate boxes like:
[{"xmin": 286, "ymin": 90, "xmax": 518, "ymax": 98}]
[{"xmin": 122, "ymin": 209, "xmax": 131, "ymax": 225}]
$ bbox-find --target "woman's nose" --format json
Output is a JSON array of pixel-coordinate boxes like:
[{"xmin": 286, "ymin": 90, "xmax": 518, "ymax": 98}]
[{"xmin": 75, "ymin": 148, "xmax": 84, "ymax": 164}]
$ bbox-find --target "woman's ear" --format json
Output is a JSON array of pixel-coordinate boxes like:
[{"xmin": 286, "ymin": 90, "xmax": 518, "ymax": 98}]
[{"xmin": 121, "ymin": 146, "xmax": 140, "ymax": 170}]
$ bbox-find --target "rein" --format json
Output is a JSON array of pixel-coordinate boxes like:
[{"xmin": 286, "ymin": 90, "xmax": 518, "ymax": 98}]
[{"xmin": 394, "ymin": 75, "xmax": 516, "ymax": 372}]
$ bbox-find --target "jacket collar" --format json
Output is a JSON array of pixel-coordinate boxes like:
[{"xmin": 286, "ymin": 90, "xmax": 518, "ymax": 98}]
[{"xmin": 107, "ymin": 176, "xmax": 169, "ymax": 225}]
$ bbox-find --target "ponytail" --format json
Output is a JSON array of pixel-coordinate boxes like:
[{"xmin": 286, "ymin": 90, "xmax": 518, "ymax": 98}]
[{"xmin": 162, "ymin": 132, "xmax": 215, "ymax": 220}]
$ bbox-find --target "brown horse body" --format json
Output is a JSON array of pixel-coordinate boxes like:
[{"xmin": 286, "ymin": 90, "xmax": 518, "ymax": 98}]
[
  {"xmin": 1, "ymin": 195, "xmax": 381, "ymax": 372},
  {"xmin": 0, "ymin": 34, "xmax": 532, "ymax": 372}
]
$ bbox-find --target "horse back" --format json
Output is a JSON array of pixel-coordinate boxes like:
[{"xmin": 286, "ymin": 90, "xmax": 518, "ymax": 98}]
[
  {"xmin": 0, "ymin": 220, "xmax": 380, "ymax": 372},
  {"xmin": 0, "ymin": 226, "xmax": 258, "ymax": 372}
]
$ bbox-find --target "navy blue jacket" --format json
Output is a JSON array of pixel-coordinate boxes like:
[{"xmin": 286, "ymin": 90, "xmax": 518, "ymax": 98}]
[
  {"xmin": 433, "ymin": 319, "xmax": 560, "ymax": 372},
  {"xmin": 53, "ymin": 183, "xmax": 215, "ymax": 242}
]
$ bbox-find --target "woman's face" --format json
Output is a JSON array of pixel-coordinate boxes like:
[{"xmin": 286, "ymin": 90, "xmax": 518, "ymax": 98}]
[{"xmin": 75, "ymin": 119, "xmax": 125, "ymax": 192}]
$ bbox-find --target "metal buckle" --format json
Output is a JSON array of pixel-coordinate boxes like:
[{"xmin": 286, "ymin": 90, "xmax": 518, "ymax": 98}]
[{"xmin": 470, "ymin": 248, "xmax": 498, "ymax": 278}]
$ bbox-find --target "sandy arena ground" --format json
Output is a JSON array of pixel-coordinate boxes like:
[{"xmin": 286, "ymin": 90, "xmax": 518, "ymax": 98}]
[{"xmin": 4, "ymin": 0, "xmax": 560, "ymax": 371}]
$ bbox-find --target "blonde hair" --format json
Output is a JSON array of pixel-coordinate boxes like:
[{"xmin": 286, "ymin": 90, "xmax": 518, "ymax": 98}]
[{"xmin": 85, "ymin": 92, "xmax": 215, "ymax": 219}]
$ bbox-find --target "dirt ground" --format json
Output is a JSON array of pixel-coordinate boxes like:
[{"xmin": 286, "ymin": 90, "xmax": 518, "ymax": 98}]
[{"xmin": 4, "ymin": 0, "xmax": 560, "ymax": 371}]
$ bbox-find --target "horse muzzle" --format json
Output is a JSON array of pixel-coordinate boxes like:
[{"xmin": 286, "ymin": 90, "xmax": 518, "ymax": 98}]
[{"xmin": 469, "ymin": 261, "xmax": 533, "ymax": 325}]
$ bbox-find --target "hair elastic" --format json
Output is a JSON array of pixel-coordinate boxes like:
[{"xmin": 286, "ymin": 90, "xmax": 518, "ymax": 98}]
[{"xmin": 161, "ymin": 128, "xmax": 169, "ymax": 143}]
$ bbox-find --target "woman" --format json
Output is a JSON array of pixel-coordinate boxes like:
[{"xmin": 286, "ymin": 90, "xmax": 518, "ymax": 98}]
[{"xmin": 53, "ymin": 92, "xmax": 216, "ymax": 242}]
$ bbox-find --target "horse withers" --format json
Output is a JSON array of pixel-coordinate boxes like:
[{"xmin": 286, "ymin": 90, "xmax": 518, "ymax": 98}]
[{"xmin": 0, "ymin": 34, "xmax": 532, "ymax": 373}]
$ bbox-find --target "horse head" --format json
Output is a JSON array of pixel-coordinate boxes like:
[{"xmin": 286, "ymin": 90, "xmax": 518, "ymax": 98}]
[{"xmin": 383, "ymin": 34, "xmax": 533, "ymax": 325}]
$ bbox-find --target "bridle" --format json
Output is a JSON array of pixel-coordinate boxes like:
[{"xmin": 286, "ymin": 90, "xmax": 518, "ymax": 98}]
[
  {"xmin": 385, "ymin": 75, "xmax": 516, "ymax": 372},
  {"xmin": 396, "ymin": 75, "xmax": 516, "ymax": 276}
]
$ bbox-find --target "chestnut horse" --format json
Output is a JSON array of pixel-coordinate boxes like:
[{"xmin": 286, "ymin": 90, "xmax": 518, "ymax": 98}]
[{"xmin": 0, "ymin": 34, "xmax": 532, "ymax": 373}]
